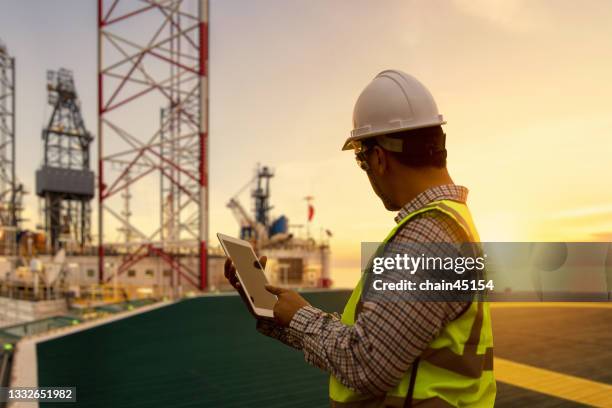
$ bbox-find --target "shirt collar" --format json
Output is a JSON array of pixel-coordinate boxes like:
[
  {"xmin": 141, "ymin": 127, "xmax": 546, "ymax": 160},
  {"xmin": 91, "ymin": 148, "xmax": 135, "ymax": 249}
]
[{"xmin": 394, "ymin": 184, "xmax": 469, "ymax": 224}]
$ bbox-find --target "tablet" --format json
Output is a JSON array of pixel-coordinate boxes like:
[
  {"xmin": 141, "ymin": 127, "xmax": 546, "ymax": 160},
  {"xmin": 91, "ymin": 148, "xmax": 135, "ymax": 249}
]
[{"xmin": 217, "ymin": 233, "xmax": 277, "ymax": 318}]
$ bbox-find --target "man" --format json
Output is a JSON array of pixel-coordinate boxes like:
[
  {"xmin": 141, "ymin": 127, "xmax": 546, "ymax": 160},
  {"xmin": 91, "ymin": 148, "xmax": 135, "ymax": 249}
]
[{"xmin": 225, "ymin": 70, "xmax": 495, "ymax": 407}]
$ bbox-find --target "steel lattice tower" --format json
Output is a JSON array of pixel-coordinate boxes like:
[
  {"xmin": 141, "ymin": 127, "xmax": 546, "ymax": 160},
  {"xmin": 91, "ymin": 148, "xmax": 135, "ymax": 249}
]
[
  {"xmin": 36, "ymin": 68, "xmax": 95, "ymax": 254},
  {"xmin": 0, "ymin": 40, "xmax": 19, "ymax": 228},
  {"xmin": 97, "ymin": 0, "xmax": 209, "ymax": 289}
]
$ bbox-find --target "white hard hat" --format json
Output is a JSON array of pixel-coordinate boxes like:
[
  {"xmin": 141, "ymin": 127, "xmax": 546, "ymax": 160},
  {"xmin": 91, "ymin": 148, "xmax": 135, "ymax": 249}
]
[{"xmin": 342, "ymin": 70, "xmax": 446, "ymax": 151}]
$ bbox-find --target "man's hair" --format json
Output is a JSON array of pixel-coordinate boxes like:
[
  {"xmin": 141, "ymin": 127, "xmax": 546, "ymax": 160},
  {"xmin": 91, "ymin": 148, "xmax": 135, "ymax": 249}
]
[{"xmin": 364, "ymin": 125, "xmax": 447, "ymax": 168}]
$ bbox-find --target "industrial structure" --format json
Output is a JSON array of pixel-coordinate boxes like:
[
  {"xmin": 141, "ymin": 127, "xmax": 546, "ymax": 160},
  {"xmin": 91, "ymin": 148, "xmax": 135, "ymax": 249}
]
[
  {"xmin": 228, "ymin": 165, "xmax": 279, "ymax": 245},
  {"xmin": 97, "ymin": 0, "xmax": 209, "ymax": 290},
  {"xmin": 0, "ymin": 5, "xmax": 326, "ymax": 400},
  {"xmin": 0, "ymin": 40, "xmax": 24, "ymax": 262},
  {"xmin": 36, "ymin": 68, "xmax": 95, "ymax": 254},
  {"xmin": 0, "ymin": 41, "xmax": 20, "ymax": 231},
  {"xmin": 0, "ymin": 1, "xmax": 331, "ymax": 323},
  {"xmin": 226, "ymin": 165, "xmax": 331, "ymax": 288}
]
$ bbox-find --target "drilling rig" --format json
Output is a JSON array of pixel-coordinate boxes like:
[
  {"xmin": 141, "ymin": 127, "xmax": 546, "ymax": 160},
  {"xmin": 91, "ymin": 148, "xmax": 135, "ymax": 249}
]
[
  {"xmin": 226, "ymin": 164, "xmax": 331, "ymax": 287},
  {"xmin": 0, "ymin": 41, "xmax": 22, "ymax": 228},
  {"xmin": 0, "ymin": 40, "xmax": 25, "ymax": 257},
  {"xmin": 36, "ymin": 68, "xmax": 94, "ymax": 254}
]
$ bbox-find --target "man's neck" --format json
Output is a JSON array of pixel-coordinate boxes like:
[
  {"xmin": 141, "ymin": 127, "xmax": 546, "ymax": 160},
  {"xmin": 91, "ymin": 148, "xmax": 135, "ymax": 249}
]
[{"xmin": 393, "ymin": 167, "xmax": 454, "ymax": 209}]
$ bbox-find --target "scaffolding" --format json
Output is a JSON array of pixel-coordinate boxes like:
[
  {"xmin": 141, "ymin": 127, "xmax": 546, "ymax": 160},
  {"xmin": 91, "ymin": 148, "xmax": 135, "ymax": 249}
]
[{"xmin": 97, "ymin": 0, "xmax": 209, "ymax": 290}]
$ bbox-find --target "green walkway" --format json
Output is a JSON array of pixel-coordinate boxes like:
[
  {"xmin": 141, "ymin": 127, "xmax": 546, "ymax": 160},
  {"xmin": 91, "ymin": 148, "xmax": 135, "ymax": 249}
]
[{"xmin": 38, "ymin": 291, "xmax": 351, "ymax": 408}]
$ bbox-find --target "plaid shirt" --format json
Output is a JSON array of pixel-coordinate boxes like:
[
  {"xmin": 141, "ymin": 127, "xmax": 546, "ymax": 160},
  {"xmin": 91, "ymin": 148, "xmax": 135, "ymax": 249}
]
[{"xmin": 257, "ymin": 184, "xmax": 471, "ymax": 396}]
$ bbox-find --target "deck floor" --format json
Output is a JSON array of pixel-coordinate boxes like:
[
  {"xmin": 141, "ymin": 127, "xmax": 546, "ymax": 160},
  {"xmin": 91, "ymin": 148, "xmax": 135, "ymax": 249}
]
[
  {"xmin": 36, "ymin": 292, "xmax": 611, "ymax": 407},
  {"xmin": 491, "ymin": 304, "xmax": 612, "ymax": 406}
]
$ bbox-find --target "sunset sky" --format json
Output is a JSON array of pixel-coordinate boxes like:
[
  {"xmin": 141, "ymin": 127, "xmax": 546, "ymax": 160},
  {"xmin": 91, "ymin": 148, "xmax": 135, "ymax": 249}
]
[{"xmin": 1, "ymin": 0, "xmax": 611, "ymax": 287}]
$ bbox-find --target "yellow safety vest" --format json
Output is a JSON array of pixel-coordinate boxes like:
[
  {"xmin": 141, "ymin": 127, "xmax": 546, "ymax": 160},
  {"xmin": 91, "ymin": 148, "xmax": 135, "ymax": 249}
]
[{"xmin": 330, "ymin": 199, "xmax": 496, "ymax": 407}]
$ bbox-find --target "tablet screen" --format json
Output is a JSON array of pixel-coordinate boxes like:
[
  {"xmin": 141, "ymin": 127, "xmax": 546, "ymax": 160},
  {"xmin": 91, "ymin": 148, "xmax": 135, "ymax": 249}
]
[{"xmin": 222, "ymin": 239, "xmax": 277, "ymax": 311}]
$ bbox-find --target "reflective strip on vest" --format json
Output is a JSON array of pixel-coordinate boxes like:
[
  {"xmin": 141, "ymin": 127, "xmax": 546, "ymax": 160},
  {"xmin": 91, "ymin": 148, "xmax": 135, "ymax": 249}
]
[{"xmin": 329, "ymin": 199, "xmax": 496, "ymax": 407}]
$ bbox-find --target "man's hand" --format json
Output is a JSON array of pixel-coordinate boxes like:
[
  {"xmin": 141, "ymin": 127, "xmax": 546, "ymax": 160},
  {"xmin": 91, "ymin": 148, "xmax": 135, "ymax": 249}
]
[
  {"xmin": 224, "ymin": 255, "xmax": 267, "ymax": 312},
  {"xmin": 224, "ymin": 255, "xmax": 267, "ymax": 292},
  {"xmin": 265, "ymin": 285, "xmax": 311, "ymax": 327},
  {"xmin": 224, "ymin": 256, "xmax": 310, "ymax": 326}
]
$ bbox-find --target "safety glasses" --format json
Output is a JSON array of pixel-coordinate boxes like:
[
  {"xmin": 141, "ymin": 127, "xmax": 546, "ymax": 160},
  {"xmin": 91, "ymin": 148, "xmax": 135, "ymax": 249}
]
[{"xmin": 354, "ymin": 143, "xmax": 370, "ymax": 171}]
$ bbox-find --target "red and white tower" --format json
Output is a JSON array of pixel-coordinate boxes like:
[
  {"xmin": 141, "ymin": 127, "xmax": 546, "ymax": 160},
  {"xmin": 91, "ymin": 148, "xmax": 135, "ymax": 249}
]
[{"xmin": 97, "ymin": 0, "xmax": 208, "ymax": 290}]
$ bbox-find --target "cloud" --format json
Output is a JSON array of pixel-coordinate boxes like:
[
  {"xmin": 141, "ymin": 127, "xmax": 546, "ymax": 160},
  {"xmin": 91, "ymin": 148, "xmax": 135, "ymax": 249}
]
[
  {"xmin": 590, "ymin": 232, "xmax": 612, "ymax": 241},
  {"xmin": 452, "ymin": 0, "xmax": 544, "ymax": 32},
  {"xmin": 548, "ymin": 205, "xmax": 612, "ymax": 220}
]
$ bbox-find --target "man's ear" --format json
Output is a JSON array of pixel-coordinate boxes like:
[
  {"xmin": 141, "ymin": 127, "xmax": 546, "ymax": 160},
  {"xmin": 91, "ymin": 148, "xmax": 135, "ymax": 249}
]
[{"xmin": 371, "ymin": 145, "xmax": 387, "ymax": 175}]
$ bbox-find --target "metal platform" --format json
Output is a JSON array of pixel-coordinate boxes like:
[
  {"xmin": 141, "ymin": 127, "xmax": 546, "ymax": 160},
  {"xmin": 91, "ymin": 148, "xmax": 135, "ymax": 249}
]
[
  {"xmin": 492, "ymin": 303, "xmax": 612, "ymax": 407},
  {"xmin": 20, "ymin": 293, "xmax": 612, "ymax": 407}
]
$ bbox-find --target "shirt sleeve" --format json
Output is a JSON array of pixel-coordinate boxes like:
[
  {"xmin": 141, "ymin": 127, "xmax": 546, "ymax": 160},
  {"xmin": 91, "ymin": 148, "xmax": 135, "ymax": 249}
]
[
  {"xmin": 256, "ymin": 319, "xmax": 304, "ymax": 351},
  {"xmin": 290, "ymin": 300, "xmax": 467, "ymax": 396},
  {"xmin": 287, "ymin": 214, "xmax": 472, "ymax": 396}
]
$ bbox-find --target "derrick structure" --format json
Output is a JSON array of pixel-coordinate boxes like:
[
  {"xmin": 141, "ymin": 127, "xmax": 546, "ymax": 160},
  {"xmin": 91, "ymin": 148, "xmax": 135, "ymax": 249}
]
[
  {"xmin": 36, "ymin": 68, "xmax": 94, "ymax": 254},
  {"xmin": 97, "ymin": 0, "xmax": 209, "ymax": 289}
]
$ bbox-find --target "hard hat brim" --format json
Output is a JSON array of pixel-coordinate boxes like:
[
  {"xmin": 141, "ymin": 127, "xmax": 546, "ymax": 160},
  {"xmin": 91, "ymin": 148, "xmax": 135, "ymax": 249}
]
[{"xmin": 341, "ymin": 120, "xmax": 446, "ymax": 151}]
